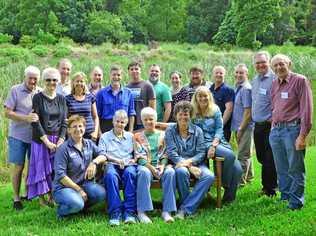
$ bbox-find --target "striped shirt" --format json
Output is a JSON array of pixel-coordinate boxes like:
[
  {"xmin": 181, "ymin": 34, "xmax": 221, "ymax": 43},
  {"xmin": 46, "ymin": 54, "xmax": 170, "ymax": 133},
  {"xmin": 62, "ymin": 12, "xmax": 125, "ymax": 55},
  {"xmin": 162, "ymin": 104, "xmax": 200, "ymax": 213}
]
[{"xmin": 65, "ymin": 93, "xmax": 96, "ymax": 135}]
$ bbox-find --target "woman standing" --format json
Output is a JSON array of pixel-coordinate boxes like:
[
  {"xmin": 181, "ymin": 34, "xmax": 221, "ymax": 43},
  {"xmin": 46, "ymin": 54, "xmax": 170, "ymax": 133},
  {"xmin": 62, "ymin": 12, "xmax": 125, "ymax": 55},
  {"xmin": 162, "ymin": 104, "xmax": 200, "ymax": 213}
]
[
  {"xmin": 165, "ymin": 101, "xmax": 214, "ymax": 219},
  {"xmin": 66, "ymin": 72, "xmax": 99, "ymax": 141},
  {"xmin": 191, "ymin": 86, "xmax": 242, "ymax": 203},
  {"xmin": 27, "ymin": 68, "xmax": 68, "ymax": 206}
]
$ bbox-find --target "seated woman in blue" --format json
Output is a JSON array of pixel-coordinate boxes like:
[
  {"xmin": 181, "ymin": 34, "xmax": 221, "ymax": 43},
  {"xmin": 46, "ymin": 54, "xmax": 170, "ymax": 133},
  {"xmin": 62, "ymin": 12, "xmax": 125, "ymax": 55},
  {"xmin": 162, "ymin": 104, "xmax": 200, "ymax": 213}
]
[
  {"xmin": 98, "ymin": 110, "xmax": 137, "ymax": 226},
  {"xmin": 191, "ymin": 86, "xmax": 242, "ymax": 203},
  {"xmin": 165, "ymin": 101, "xmax": 214, "ymax": 219},
  {"xmin": 53, "ymin": 115, "xmax": 106, "ymax": 218}
]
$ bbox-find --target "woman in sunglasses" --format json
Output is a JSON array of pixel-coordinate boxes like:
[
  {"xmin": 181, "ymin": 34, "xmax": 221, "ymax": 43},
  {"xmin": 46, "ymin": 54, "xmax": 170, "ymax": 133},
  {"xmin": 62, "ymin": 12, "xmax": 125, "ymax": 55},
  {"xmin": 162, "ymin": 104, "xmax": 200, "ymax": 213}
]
[{"xmin": 27, "ymin": 67, "xmax": 68, "ymax": 207}]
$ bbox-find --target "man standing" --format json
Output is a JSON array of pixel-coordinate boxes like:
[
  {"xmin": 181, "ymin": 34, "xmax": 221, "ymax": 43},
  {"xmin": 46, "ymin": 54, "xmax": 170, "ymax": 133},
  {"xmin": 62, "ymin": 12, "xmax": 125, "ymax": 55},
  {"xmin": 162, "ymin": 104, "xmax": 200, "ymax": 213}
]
[
  {"xmin": 127, "ymin": 62, "xmax": 156, "ymax": 130},
  {"xmin": 231, "ymin": 64, "xmax": 254, "ymax": 186},
  {"xmin": 252, "ymin": 51, "xmax": 277, "ymax": 197},
  {"xmin": 56, "ymin": 58, "xmax": 72, "ymax": 96},
  {"xmin": 96, "ymin": 65, "xmax": 135, "ymax": 133},
  {"xmin": 269, "ymin": 54, "xmax": 313, "ymax": 210},
  {"xmin": 148, "ymin": 64, "xmax": 172, "ymax": 122},
  {"xmin": 4, "ymin": 66, "xmax": 41, "ymax": 210},
  {"xmin": 183, "ymin": 66, "xmax": 211, "ymax": 101},
  {"xmin": 210, "ymin": 65, "xmax": 234, "ymax": 142}
]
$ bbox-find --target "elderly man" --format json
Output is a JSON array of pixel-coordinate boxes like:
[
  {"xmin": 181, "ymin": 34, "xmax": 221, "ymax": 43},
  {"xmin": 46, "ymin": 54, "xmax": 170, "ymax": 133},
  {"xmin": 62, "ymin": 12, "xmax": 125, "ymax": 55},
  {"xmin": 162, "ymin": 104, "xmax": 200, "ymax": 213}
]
[
  {"xmin": 127, "ymin": 62, "xmax": 156, "ymax": 130},
  {"xmin": 252, "ymin": 51, "xmax": 277, "ymax": 197},
  {"xmin": 210, "ymin": 65, "xmax": 234, "ymax": 142},
  {"xmin": 148, "ymin": 64, "xmax": 172, "ymax": 122},
  {"xmin": 183, "ymin": 66, "xmax": 211, "ymax": 101},
  {"xmin": 56, "ymin": 58, "xmax": 72, "ymax": 96},
  {"xmin": 4, "ymin": 65, "xmax": 41, "ymax": 210},
  {"xmin": 96, "ymin": 65, "xmax": 136, "ymax": 133},
  {"xmin": 231, "ymin": 64, "xmax": 254, "ymax": 186},
  {"xmin": 269, "ymin": 54, "xmax": 313, "ymax": 210},
  {"xmin": 99, "ymin": 110, "xmax": 137, "ymax": 226}
]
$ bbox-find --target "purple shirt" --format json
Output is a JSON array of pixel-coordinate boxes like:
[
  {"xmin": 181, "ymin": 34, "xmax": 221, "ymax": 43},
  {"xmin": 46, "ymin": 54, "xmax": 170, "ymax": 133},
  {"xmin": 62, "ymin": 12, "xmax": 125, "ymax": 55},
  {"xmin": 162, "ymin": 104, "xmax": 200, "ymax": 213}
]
[
  {"xmin": 271, "ymin": 72, "xmax": 313, "ymax": 136},
  {"xmin": 4, "ymin": 83, "xmax": 40, "ymax": 143},
  {"xmin": 231, "ymin": 81, "xmax": 253, "ymax": 131}
]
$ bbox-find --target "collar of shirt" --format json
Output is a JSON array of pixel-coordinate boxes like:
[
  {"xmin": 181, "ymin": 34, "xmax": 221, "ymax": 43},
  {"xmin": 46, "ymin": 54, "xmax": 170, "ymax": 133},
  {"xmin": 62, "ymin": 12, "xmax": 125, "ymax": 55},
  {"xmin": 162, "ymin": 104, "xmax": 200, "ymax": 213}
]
[
  {"xmin": 189, "ymin": 80, "xmax": 206, "ymax": 88},
  {"xmin": 105, "ymin": 84, "xmax": 123, "ymax": 94},
  {"xmin": 109, "ymin": 129, "xmax": 128, "ymax": 141},
  {"xmin": 176, "ymin": 122, "xmax": 195, "ymax": 135},
  {"xmin": 67, "ymin": 137, "xmax": 89, "ymax": 149},
  {"xmin": 211, "ymin": 82, "xmax": 225, "ymax": 91},
  {"xmin": 277, "ymin": 71, "xmax": 292, "ymax": 84}
]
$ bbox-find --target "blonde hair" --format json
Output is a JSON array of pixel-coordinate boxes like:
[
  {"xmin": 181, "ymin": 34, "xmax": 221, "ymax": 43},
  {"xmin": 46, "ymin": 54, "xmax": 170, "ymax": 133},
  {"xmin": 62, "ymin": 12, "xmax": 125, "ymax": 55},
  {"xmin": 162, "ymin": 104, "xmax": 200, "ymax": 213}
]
[
  {"xmin": 192, "ymin": 86, "xmax": 216, "ymax": 118},
  {"xmin": 71, "ymin": 72, "xmax": 88, "ymax": 95}
]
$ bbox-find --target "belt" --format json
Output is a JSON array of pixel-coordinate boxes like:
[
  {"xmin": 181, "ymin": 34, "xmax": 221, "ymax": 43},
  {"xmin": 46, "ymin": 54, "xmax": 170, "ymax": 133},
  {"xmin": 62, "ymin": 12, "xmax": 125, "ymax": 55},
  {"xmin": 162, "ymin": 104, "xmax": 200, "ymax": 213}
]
[
  {"xmin": 255, "ymin": 121, "xmax": 271, "ymax": 126},
  {"xmin": 273, "ymin": 119, "xmax": 300, "ymax": 128}
]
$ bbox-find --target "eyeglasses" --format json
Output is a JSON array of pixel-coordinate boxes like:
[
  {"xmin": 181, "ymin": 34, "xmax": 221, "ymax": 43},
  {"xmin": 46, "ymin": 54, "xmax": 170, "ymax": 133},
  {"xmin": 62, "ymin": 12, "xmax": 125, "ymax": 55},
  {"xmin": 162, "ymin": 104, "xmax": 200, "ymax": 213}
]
[{"xmin": 45, "ymin": 78, "xmax": 58, "ymax": 82}]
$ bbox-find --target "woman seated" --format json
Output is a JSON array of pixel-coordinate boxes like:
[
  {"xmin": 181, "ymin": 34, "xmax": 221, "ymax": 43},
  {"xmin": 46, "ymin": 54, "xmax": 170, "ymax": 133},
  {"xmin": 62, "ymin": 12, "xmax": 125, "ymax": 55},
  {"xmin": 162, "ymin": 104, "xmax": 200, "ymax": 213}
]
[
  {"xmin": 53, "ymin": 115, "xmax": 106, "ymax": 218},
  {"xmin": 98, "ymin": 110, "xmax": 137, "ymax": 226},
  {"xmin": 165, "ymin": 101, "xmax": 214, "ymax": 219},
  {"xmin": 191, "ymin": 86, "xmax": 242, "ymax": 203},
  {"xmin": 135, "ymin": 107, "xmax": 176, "ymax": 223}
]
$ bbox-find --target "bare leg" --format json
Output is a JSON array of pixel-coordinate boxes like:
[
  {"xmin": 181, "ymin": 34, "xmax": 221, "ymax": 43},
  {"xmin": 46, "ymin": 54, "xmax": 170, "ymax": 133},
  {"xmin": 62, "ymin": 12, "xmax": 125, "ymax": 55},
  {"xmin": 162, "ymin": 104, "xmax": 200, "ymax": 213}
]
[{"xmin": 11, "ymin": 164, "xmax": 24, "ymax": 202}]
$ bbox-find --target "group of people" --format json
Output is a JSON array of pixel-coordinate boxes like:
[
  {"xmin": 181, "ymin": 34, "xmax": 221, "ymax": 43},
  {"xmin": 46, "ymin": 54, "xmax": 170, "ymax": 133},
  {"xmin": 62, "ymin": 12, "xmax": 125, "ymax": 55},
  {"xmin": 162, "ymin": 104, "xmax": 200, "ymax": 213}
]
[{"xmin": 4, "ymin": 51, "xmax": 313, "ymax": 225}]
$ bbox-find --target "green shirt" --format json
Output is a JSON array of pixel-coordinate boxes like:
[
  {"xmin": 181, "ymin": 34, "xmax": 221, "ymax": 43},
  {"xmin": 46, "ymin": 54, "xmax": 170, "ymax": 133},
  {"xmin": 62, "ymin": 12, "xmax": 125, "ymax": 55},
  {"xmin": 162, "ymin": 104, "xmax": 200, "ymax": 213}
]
[{"xmin": 153, "ymin": 81, "xmax": 172, "ymax": 121}]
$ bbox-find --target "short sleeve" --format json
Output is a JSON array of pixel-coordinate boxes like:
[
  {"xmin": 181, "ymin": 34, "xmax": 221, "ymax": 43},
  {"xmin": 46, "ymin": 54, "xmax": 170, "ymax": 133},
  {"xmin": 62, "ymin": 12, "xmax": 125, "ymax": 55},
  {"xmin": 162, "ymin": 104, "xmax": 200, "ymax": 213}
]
[
  {"xmin": 4, "ymin": 86, "xmax": 17, "ymax": 110},
  {"xmin": 241, "ymin": 88, "xmax": 252, "ymax": 108}
]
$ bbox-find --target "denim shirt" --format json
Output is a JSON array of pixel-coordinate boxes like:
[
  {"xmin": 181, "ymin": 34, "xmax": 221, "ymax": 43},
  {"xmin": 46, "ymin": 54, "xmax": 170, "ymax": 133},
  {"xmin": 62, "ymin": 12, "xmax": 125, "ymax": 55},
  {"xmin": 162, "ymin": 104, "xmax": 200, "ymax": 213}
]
[
  {"xmin": 192, "ymin": 106, "xmax": 224, "ymax": 146},
  {"xmin": 165, "ymin": 123, "xmax": 206, "ymax": 165},
  {"xmin": 53, "ymin": 138, "xmax": 104, "ymax": 191}
]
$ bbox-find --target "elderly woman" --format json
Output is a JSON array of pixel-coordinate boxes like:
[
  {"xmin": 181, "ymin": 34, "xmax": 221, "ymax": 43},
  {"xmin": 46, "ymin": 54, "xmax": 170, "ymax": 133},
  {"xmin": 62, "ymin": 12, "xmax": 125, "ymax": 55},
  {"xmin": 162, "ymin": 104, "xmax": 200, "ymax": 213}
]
[
  {"xmin": 169, "ymin": 71, "xmax": 190, "ymax": 122},
  {"xmin": 192, "ymin": 86, "xmax": 242, "ymax": 203},
  {"xmin": 99, "ymin": 110, "xmax": 137, "ymax": 226},
  {"xmin": 27, "ymin": 67, "xmax": 67, "ymax": 206},
  {"xmin": 65, "ymin": 72, "xmax": 99, "ymax": 141},
  {"xmin": 135, "ymin": 107, "xmax": 176, "ymax": 223},
  {"xmin": 89, "ymin": 66, "xmax": 103, "ymax": 95},
  {"xmin": 165, "ymin": 101, "xmax": 214, "ymax": 219},
  {"xmin": 53, "ymin": 115, "xmax": 106, "ymax": 218}
]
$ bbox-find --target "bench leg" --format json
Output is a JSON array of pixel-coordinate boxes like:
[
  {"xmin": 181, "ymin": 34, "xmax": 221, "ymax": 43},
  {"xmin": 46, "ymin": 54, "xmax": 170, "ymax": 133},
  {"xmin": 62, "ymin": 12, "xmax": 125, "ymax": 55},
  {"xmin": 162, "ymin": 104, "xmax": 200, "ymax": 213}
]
[{"xmin": 215, "ymin": 160, "xmax": 222, "ymax": 208}]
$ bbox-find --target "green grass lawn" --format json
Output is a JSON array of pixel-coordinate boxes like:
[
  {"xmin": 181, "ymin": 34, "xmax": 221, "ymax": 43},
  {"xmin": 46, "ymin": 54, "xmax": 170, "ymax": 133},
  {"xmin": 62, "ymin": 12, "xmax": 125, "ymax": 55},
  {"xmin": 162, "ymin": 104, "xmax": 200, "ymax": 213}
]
[{"xmin": 1, "ymin": 147, "xmax": 316, "ymax": 236}]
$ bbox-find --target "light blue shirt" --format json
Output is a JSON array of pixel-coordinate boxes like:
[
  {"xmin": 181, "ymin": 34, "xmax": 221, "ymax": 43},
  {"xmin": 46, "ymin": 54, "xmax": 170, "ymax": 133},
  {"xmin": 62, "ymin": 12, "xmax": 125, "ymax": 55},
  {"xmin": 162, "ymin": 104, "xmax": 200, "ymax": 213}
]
[
  {"xmin": 251, "ymin": 70, "xmax": 275, "ymax": 122},
  {"xmin": 231, "ymin": 81, "xmax": 253, "ymax": 131},
  {"xmin": 98, "ymin": 129, "xmax": 134, "ymax": 162}
]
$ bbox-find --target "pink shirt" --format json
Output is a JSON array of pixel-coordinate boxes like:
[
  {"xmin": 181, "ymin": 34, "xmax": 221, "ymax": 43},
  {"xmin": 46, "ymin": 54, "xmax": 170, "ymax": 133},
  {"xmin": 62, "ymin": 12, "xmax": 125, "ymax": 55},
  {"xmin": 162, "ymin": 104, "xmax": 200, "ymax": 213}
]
[{"xmin": 271, "ymin": 72, "xmax": 313, "ymax": 136}]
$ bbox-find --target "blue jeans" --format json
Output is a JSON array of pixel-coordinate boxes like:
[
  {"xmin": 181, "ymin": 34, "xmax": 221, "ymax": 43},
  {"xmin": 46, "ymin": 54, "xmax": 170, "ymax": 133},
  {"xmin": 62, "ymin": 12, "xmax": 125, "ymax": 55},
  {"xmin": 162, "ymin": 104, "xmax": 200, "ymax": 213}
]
[
  {"xmin": 53, "ymin": 181, "xmax": 106, "ymax": 217},
  {"xmin": 269, "ymin": 125, "xmax": 305, "ymax": 208},
  {"xmin": 176, "ymin": 165, "xmax": 214, "ymax": 214},
  {"xmin": 104, "ymin": 164, "xmax": 137, "ymax": 217},
  {"xmin": 8, "ymin": 137, "xmax": 30, "ymax": 165},
  {"xmin": 137, "ymin": 165, "xmax": 177, "ymax": 212},
  {"xmin": 214, "ymin": 144, "xmax": 242, "ymax": 200}
]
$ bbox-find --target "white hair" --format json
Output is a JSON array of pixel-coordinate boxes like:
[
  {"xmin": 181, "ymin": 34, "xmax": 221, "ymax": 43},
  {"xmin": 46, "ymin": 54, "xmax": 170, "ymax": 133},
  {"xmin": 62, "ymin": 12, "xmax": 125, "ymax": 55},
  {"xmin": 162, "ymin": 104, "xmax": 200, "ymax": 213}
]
[
  {"xmin": 24, "ymin": 65, "xmax": 40, "ymax": 78},
  {"xmin": 42, "ymin": 67, "xmax": 61, "ymax": 82},
  {"xmin": 113, "ymin": 109, "xmax": 128, "ymax": 122},
  {"xmin": 271, "ymin": 54, "xmax": 291, "ymax": 66},
  {"xmin": 212, "ymin": 65, "xmax": 226, "ymax": 74},
  {"xmin": 141, "ymin": 107, "xmax": 157, "ymax": 122},
  {"xmin": 234, "ymin": 63, "xmax": 248, "ymax": 74},
  {"xmin": 253, "ymin": 51, "xmax": 271, "ymax": 64}
]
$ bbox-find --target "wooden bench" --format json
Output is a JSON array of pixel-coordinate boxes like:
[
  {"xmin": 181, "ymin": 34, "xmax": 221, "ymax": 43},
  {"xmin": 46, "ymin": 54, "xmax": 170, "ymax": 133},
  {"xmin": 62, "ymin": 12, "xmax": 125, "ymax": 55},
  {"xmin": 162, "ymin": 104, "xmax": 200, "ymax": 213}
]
[{"xmin": 135, "ymin": 123, "xmax": 224, "ymax": 208}]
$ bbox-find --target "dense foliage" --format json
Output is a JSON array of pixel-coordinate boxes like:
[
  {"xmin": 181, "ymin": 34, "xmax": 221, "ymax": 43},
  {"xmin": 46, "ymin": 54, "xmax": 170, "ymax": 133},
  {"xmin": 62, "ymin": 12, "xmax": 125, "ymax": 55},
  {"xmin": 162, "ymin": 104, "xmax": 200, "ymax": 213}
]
[{"xmin": 0, "ymin": 0, "xmax": 315, "ymax": 47}]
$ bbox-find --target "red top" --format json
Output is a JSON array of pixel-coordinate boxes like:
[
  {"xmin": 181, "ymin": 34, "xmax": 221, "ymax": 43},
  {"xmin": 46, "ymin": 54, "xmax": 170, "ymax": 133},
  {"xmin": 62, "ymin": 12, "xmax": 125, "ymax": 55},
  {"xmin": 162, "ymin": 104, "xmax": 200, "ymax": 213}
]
[{"xmin": 271, "ymin": 72, "xmax": 313, "ymax": 136}]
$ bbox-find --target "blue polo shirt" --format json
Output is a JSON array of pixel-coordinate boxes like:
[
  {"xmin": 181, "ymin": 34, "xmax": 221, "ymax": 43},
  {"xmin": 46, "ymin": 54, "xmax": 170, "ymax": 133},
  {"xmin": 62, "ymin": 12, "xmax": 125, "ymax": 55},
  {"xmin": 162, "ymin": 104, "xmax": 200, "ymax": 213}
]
[
  {"xmin": 53, "ymin": 138, "xmax": 104, "ymax": 191},
  {"xmin": 210, "ymin": 83, "xmax": 234, "ymax": 116},
  {"xmin": 96, "ymin": 85, "xmax": 136, "ymax": 120}
]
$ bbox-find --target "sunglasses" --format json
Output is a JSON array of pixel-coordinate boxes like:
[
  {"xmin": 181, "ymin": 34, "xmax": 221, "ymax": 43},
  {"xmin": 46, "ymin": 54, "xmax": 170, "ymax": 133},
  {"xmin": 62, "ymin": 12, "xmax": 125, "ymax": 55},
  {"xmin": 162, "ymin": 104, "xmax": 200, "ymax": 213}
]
[{"xmin": 45, "ymin": 78, "xmax": 58, "ymax": 82}]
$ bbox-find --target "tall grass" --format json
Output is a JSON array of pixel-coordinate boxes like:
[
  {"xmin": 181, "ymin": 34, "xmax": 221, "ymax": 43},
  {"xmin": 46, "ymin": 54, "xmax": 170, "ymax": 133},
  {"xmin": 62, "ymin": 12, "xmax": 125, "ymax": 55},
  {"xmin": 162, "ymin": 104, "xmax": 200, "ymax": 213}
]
[{"xmin": 1, "ymin": 42, "xmax": 315, "ymax": 181}]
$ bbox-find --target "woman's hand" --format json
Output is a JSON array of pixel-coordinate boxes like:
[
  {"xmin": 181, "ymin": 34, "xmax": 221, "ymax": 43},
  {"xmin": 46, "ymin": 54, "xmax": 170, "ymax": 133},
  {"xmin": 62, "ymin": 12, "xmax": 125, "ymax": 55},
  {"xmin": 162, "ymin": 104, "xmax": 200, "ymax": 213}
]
[
  {"xmin": 90, "ymin": 131, "xmax": 98, "ymax": 142},
  {"xmin": 45, "ymin": 140, "xmax": 57, "ymax": 152},
  {"xmin": 78, "ymin": 189, "xmax": 88, "ymax": 202},
  {"xmin": 85, "ymin": 162, "xmax": 97, "ymax": 180},
  {"xmin": 157, "ymin": 164, "xmax": 165, "ymax": 176},
  {"xmin": 56, "ymin": 138, "xmax": 64, "ymax": 148},
  {"xmin": 212, "ymin": 138, "xmax": 220, "ymax": 147}
]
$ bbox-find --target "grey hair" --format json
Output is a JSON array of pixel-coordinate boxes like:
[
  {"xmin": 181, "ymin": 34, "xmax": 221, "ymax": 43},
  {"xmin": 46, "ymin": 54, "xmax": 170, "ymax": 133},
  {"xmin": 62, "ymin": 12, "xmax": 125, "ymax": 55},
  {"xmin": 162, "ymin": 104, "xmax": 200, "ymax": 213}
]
[
  {"xmin": 253, "ymin": 51, "xmax": 271, "ymax": 64},
  {"xmin": 42, "ymin": 67, "xmax": 61, "ymax": 82},
  {"xmin": 271, "ymin": 54, "xmax": 291, "ymax": 66},
  {"xmin": 212, "ymin": 65, "xmax": 226, "ymax": 74},
  {"xmin": 113, "ymin": 109, "xmax": 128, "ymax": 122},
  {"xmin": 234, "ymin": 63, "xmax": 248, "ymax": 74},
  {"xmin": 24, "ymin": 65, "xmax": 40, "ymax": 78},
  {"xmin": 141, "ymin": 107, "xmax": 157, "ymax": 122}
]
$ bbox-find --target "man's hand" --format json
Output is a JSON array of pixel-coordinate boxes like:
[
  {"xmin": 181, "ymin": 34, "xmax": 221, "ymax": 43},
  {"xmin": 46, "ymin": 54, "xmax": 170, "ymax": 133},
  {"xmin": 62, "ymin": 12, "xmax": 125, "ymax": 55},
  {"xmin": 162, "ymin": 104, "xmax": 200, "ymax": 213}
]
[
  {"xmin": 26, "ymin": 111, "xmax": 39, "ymax": 123},
  {"xmin": 189, "ymin": 166, "xmax": 201, "ymax": 179},
  {"xmin": 295, "ymin": 135, "xmax": 306, "ymax": 150},
  {"xmin": 175, "ymin": 159, "xmax": 192, "ymax": 168}
]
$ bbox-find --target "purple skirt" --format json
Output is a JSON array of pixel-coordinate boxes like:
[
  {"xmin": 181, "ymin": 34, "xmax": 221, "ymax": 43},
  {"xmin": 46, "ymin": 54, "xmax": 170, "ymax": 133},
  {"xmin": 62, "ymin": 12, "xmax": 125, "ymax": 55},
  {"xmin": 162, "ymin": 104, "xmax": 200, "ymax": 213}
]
[{"xmin": 27, "ymin": 135, "xmax": 58, "ymax": 199}]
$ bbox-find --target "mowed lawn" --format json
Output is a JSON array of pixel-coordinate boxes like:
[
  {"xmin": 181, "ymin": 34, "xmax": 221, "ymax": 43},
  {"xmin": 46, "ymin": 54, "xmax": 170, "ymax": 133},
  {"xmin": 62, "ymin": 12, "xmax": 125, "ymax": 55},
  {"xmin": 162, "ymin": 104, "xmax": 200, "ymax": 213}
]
[{"xmin": 0, "ymin": 147, "xmax": 315, "ymax": 236}]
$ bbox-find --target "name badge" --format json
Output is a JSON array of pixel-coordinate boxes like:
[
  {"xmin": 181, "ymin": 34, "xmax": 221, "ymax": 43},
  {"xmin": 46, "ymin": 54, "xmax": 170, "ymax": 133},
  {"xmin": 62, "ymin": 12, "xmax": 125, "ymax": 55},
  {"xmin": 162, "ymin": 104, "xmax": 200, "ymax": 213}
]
[
  {"xmin": 281, "ymin": 92, "xmax": 288, "ymax": 99},
  {"xmin": 259, "ymin": 88, "xmax": 267, "ymax": 95}
]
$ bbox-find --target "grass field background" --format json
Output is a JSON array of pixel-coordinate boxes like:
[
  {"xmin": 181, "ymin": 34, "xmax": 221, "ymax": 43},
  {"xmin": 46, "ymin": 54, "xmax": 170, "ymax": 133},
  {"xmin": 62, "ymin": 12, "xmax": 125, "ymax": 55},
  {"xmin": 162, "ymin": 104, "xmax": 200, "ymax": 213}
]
[{"xmin": 0, "ymin": 147, "xmax": 315, "ymax": 235}]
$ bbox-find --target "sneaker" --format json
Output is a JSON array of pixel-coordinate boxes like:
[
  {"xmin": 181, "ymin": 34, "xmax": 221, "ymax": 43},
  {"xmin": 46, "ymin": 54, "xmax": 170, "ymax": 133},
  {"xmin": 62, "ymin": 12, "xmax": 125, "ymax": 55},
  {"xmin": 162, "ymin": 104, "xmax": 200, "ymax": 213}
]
[
  {"xmin": 13, "ymin": 200, "xmax": 23, "ymax": 211},
  {"xmin": 109, "ymin": 212, "xmax": 122, "ymax": 226},
  {"xmin": 138, "ymin": 212, "xmax": 152, "ymax": 224},
  {"xmin": 287, "ymin": 203, "xmax": 303, "ymax": 211},
  {"xmin": 174, "ymin": 210, "xmax": 185, "ymax": 220},
  {"xmin": 124, "ymin": 212, "xmax": 137, "ymax": 224},
  {"xmin": 161, "ymin": 212, "xmax": 174, "ymax": 223}
]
